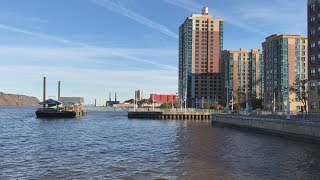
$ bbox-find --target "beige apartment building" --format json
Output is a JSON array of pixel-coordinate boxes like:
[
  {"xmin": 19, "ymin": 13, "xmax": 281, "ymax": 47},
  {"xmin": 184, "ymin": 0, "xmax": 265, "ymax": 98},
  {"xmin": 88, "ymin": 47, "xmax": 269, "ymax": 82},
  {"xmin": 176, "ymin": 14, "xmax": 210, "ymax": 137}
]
[
  {"xmin": 262, "ymin": 34, "xmax": 308, "ymax": 112},
  {"xmin": 222, "ymin": 48, "xmax": 263, "ymax": 106}
]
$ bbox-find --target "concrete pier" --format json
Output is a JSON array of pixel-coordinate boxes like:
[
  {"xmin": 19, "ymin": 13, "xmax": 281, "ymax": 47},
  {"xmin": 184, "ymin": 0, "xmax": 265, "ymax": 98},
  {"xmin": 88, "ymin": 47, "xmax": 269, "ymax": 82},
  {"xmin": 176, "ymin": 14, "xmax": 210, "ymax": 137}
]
[
  {"xmin": 128, "ymin": 111, "xmax": 212, "ymax": 120},
  {"xmin": 213, "ymin": 115, "xmax": 320, "ymax": 143}
]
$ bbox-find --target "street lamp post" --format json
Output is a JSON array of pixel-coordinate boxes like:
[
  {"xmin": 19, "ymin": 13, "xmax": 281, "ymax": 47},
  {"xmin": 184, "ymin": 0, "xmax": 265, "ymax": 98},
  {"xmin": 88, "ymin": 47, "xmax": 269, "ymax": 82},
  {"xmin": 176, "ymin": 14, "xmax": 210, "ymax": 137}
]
[
  {"xmin": 152, "ymin": 94, "xmax": 154, "ymax": 111},
  {"xmin": 225, "ymin": 80, "xmax": 230, "ymax": 114},
  {"xmin": 231, "ymin": 91, "xmax": 234, "ymax": 111}
]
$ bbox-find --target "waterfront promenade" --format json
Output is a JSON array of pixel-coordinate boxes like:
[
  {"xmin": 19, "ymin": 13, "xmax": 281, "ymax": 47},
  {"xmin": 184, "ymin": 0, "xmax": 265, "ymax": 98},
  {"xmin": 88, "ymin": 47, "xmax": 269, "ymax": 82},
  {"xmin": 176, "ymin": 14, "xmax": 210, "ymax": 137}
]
[
  {"xmin": 213, "ymin": 114, "xmax": 320, "ymax": 143},
  {"xmin": 128, "ymin": 108, "xmax": 320, "ymax": 143}
]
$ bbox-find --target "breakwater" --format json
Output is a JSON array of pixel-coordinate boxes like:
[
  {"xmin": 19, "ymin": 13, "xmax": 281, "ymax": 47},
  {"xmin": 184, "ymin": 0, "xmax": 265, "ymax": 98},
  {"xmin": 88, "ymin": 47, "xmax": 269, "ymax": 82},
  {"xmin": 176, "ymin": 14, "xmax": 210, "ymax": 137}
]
[{"xmin": 213, "ymin": 115, "xmax": 320, "ymax": 143}]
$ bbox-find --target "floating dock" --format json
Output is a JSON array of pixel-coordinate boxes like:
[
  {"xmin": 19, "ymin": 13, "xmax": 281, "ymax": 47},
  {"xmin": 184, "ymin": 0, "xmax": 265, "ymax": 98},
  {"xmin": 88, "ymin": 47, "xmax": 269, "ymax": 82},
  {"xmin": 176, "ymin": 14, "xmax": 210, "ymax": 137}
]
[{"xmin": 128, "ymin": 111, "xmax": 212, "ymax": 120}]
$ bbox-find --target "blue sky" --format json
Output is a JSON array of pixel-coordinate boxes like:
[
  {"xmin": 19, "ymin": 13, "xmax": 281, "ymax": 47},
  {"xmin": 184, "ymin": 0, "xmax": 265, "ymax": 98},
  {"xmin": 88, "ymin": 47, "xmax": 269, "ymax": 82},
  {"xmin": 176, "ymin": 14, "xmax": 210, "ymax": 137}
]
[{"xmin": 0, "ymin": 0, "xmax": 306, "ymax": 104}]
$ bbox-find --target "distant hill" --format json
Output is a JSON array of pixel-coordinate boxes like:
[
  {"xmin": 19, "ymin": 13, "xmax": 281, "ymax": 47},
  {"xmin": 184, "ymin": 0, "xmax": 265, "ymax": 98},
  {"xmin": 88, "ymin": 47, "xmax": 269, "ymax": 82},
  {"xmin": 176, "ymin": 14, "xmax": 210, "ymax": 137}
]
[{"xmin": 0, "ymin": 92, "xmax": 40, "ymax": 106}]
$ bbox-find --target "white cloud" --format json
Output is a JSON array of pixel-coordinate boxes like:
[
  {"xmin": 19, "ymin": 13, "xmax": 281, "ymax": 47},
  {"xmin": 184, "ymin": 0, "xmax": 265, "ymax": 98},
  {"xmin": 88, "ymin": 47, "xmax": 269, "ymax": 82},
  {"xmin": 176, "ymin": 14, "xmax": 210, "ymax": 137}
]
[
  {"xmin": 165, "ymin": 0, "xmax": 307, "ymax": 36},
  {"xmin": 0, "ymin": 45, "xmax": 177, "ymax": 70},
  {"xmin": 0, "ymin": 24, "xmax": 88, "ymax": 46},
  {"xmin": 90, "ymin": 0, "xmax": 178, "ymax": 39},
  {"xmin": 0, "ymin": 65, "xmax": 177, "ymax": 104},
  {"xmin": 0, "ymin": 24, "xmax": 177, "ymax": 70}
]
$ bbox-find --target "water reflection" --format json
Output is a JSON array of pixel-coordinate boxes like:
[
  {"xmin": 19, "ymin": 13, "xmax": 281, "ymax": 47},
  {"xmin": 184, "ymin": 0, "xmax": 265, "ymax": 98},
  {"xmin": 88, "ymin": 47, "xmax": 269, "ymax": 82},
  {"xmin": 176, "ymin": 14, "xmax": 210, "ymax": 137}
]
[
  {"xmin": 0, "ymin": 107, "xmax": 319, "ymax": 179},
  {"xmin": 175, "ymin": 121, "xmax": 320, "ymax": 179}
]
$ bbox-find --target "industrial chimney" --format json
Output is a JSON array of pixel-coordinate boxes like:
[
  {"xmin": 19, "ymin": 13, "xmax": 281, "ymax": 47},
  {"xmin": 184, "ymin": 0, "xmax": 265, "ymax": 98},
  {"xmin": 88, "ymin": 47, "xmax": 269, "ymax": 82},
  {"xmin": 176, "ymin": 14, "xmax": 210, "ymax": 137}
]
[
  {"xmin": 58, "ymin": 81, "xmax": 61, "ymax": 99},
  {"xmin": 115, "ymin": 92, "xmax": 117, "ymax": 101},
  {"xmin": 109, "ymin": 92, "xmax": 111, "ymax": 101},
  {"xmin": 43, "ymin": 77, "xmax": 46, "ymax": 107}
]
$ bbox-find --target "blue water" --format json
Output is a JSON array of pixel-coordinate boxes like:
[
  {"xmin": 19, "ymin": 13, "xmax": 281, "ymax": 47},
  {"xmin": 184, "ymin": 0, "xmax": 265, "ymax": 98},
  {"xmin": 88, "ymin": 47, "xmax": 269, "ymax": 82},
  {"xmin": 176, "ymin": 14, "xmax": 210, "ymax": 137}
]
[{"xmin": 0, "ymin": 106, "xmax": 320, "ymax": 179}]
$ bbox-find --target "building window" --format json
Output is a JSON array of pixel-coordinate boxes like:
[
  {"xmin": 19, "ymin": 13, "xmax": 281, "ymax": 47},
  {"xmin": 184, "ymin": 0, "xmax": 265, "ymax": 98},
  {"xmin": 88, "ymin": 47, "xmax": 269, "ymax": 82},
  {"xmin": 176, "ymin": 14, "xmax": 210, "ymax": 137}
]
[
  {"xmin": 310, "ymin": 29, "xmax": 316, "ymax": 35},
  {"xmin": 310, "ymin": 16, "xmax": 316, "ymax": 24},
  {"xmin": 311, "ymin": 4, "xmax": 316, "ymax": 12},
  {"xmin": 311, "ymin": 55, "xmax": 316, "ymax": 62},
  {"xmin": 311, "ymin": 101, "xmax": 316, "ymax": 110},
  {"xmin": 311, "ymin": 69, "xmax": 316, "ymax": 76},
  {"xmin": 311, "ymin": 82, "xmax": 316, "ymax": 90},
  {"xmin": 311, "ymin": 42, "xmax": 316, "ymax": 48}
]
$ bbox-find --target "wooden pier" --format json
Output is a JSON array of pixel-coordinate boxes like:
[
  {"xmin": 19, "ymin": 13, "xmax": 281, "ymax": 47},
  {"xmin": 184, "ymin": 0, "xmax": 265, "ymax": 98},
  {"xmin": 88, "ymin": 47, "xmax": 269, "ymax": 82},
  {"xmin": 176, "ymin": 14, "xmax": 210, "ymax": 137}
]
[{"xmin": 128, "ymin": 111, "xmax": 212, "ymax": 120}]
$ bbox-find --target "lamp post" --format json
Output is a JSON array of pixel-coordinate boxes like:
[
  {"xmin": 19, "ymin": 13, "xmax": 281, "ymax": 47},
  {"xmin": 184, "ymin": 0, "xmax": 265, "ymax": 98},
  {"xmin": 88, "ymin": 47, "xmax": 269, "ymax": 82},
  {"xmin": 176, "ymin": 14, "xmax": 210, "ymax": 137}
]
[
  {"xmin": 286, "ymin": 63, "xmax": 290, "ymax": 120},
  {"xmin": 134, "ymin": 92, "xmax": 136, "ymax": 112},
  {"xmin": 273, "ymin": 91, "xmax": 276, "ymax": 113},
  {"xmin": 231, "ymin": 91, "xmax": 234, "ymax": 111},
  {"xmin": 152, "ymin": 94, "xmax": 154, "ymax": 111},
  {"xmin": 225, "ymin": 80, "xmax": 230, "ymax": 113}
]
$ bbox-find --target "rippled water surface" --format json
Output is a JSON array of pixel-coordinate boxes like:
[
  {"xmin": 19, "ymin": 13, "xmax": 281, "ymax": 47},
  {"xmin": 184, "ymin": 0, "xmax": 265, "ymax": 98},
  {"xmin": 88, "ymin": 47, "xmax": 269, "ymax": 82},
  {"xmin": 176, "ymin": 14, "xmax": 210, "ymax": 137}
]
[{"xmin": 1, "ymin": 106, "xmax": 320, "ymax": 179}]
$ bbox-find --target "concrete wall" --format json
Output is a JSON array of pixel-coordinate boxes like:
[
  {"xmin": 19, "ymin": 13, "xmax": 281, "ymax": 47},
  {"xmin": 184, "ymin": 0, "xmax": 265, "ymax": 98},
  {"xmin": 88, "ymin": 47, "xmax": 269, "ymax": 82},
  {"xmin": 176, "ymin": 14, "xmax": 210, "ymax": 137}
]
[{"xmin": 213, "ymin": 115, "xmax": 320, "ymax": 143}]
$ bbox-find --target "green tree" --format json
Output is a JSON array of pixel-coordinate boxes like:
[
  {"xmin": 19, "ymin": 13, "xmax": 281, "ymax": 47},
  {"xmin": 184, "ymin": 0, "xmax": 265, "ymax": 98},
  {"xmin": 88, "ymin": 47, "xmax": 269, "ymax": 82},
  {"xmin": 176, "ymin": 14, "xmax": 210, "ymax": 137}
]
[
  {"xmin": 234, "ymin": 91, "xmax": 246, "ymax": 110},
  {"xmin": 290, "ymin": 79, "xmax": 308, "ymax": 113},
  {"xmin": 251, "ymin": 96, "xmax": 262, "ymax": 110}
]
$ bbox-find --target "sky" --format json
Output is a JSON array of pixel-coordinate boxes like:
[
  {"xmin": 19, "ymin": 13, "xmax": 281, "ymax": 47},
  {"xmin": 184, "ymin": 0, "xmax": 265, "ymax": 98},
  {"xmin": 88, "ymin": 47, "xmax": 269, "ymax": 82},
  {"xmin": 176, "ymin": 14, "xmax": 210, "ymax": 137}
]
[{"xmin": 0, "ymin": 0, "xmax": 306, "ymax": 105}]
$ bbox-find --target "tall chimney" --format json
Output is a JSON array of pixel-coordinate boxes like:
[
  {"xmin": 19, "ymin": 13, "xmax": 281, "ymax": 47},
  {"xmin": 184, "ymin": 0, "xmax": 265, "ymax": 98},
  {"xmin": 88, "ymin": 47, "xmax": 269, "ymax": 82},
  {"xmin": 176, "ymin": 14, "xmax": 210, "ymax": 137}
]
[
  {"xmin": 43, "ymin": 77, "xmax": 46, "ymax": 107},
  {"xmin": 95, "ymin": 99, "xmax": 97, "ymax": 107},
  {"xmin": 58, "ymin": 81, "xmax": 61, "ymax": 99},
  {"xmin": 115, "ymin": 92, "xmax": 117, "ymax": 101},
  {"xmin": 109, "ymin": 92, "xmax": 111, "ymax": 101}
]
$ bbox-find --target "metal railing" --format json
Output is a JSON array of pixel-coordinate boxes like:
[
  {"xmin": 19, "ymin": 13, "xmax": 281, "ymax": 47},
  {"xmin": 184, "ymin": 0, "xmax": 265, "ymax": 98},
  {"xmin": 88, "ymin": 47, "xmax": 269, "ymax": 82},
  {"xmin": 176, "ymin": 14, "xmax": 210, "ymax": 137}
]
[
  {"xmin": 128, "ymin": 108, "xmax": 223, "ymax": 114},
  {"xmin": 218, "ymin": 110, "xmax": 320, "ymax": 123}
]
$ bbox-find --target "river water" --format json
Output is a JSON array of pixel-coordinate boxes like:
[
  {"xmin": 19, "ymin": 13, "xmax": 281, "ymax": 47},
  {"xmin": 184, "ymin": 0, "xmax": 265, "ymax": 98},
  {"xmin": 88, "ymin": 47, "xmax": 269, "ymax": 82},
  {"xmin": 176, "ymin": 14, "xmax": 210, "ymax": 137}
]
[{"xmin": 0, "ymin": 106, "xmax": 320, "ymax": 179}]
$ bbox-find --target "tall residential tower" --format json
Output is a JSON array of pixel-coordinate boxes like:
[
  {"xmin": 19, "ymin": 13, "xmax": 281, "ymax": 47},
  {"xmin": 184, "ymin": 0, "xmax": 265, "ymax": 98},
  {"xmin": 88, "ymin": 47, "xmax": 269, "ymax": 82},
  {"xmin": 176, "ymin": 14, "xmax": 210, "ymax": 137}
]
[
  {"xmin": 262, "ymin": 34, "xmax": 307, "ymax": 112},
  {"xmin": 178, "ymin": 7, "xmax": 223, "ymax": 107},
  {"xmin": 308, "ymin": 0, "xmax": 320, "ymax": 112}
]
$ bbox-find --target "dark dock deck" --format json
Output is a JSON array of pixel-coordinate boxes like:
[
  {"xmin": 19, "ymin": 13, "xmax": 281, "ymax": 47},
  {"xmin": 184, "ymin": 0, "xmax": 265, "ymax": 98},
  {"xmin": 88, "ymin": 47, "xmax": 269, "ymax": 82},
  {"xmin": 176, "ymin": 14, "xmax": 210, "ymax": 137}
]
[{"xmin": 128, "ymin": 110, "xmax": 212, "ymax": 120}]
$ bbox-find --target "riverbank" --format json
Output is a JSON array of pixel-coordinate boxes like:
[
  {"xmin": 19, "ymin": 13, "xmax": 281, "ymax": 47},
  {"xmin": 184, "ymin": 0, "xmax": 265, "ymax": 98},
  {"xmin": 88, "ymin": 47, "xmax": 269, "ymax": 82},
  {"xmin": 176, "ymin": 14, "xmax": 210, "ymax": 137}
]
[
  {"xmin": 212, "ymin": 115, "xmax": 320, "ymax": 143},
  {"xmin": 0, "ymin": 92, "xmax": 39, "ymax": 106}
]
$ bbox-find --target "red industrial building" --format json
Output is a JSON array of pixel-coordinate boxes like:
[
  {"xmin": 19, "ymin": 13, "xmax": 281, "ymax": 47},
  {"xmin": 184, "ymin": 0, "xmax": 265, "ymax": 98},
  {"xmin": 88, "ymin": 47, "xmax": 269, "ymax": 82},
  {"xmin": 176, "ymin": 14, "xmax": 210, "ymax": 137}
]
[{"xmin": 150, "ymin": 94, "xmax": 178, "ymax": 103}]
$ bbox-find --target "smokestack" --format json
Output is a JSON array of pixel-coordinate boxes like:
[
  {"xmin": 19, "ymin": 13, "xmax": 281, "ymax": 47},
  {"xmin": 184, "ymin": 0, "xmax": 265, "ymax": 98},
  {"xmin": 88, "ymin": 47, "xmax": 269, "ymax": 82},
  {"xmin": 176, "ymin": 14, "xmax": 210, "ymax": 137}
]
[
  {"xmin": 43, "ymin": 77, "xmax": 46, "ymax": 107},
  {"xmin": 109, "ymin": 92, "xmax": 111, "ymax": 101},
  {"xmin": 58, "ymin": 81, "xmax": 61, "ymax": 99},
  {"xmin": 95, "ymin": 99, "xmax": 97, "ymax": 107},
  {"xmin": 115, "ymin": 92, "xmax": 117, "ymax": 101}
]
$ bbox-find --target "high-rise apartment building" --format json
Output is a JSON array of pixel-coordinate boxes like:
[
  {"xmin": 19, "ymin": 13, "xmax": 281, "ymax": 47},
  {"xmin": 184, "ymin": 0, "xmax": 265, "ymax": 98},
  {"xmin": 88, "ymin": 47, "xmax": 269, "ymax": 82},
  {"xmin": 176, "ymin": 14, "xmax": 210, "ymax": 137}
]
[
  {"xmin": 308, "ymin": 0, "xmax": 320, "ymax": 112},
  {"xmin": 222, "ymin": 48, "xmax": 263, "ymax": 104},
  {"xmin": 262, "ymin": 34, "xmax": 307, "ymax": 112},
  {"xmin": 178, "ymin": 7, "xmax": 223, "ymax": 107},
  {"xmin": 135, "ymin": 90, "xmax": 144, "ymax": 101}
]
